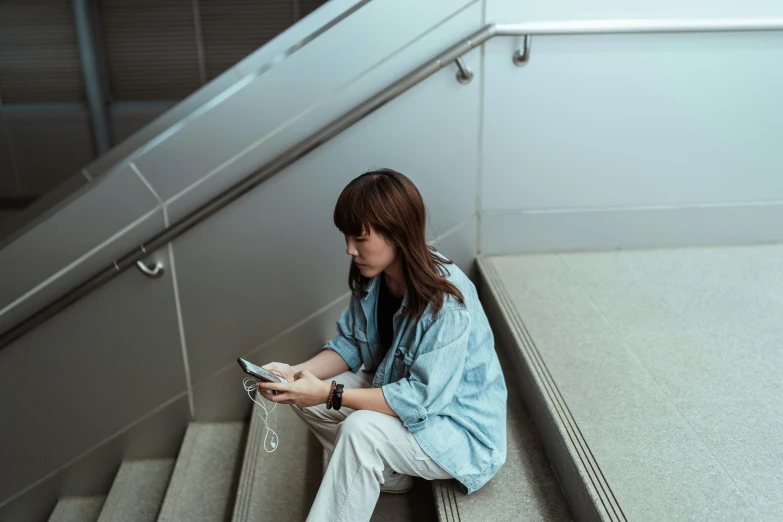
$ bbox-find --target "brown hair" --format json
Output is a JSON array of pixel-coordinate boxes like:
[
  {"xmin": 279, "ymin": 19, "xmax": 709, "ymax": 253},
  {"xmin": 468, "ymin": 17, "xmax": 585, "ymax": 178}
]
[{"xmin": 333, "ymin": 168, "xmax": 465, "ymax": 319}]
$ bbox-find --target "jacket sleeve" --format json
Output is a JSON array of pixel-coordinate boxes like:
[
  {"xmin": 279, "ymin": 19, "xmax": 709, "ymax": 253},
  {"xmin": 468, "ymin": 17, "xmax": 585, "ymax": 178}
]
[
  {"xmin": 322, "ymin": 298, "xmax": 363, "ymax": 373},
  {"xmin": 381, "ymin": 309, "xmax": 470, "ymax": 433}
]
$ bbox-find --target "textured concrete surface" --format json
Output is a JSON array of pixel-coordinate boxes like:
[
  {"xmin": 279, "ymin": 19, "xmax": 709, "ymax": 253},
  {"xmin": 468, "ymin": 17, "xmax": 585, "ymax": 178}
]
[
  {"xmin": 157, "ymin": 422, "xmax": 246, "ymax": 522},
  {"xmin": 232, "ymin": 396, "xmax": 322, "ymax": 522},
  {"xmin": 47, "ymin": 496, "xmax": 105, "ymax": 522},
  {"xmin": 96, "ymin": 459, "xmax": 174, "ymax": 522},
  {"xmin": 434, "ymin": 342, "xmax": 574, "ymax": 521},
  {"xmin": 485, "ymin": 244, "xmax": 783, "ymax": 520}
]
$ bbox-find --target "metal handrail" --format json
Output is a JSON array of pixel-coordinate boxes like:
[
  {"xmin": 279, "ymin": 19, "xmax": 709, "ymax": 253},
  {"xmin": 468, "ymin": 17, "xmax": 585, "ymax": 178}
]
[
  {"xmin": 495, "ymin": 18, "xmax": 783, "ymax": 36},
  {"xmin": 3, "ymin": 17, "xmax": 783, "ymax": 348}
]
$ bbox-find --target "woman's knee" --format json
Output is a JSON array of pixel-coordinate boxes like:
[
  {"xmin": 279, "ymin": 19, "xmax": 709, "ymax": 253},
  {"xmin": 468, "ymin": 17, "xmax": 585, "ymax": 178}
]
[{"xmin": 338, "ymin": 410, "xmax": 386, "ymax": 439}]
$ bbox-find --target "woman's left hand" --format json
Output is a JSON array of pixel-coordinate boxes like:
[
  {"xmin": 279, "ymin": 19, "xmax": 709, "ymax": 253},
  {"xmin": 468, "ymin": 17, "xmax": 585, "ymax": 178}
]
[{"xmin": 256, "ymin": 370, "xmax": 332, "ymax": 408}]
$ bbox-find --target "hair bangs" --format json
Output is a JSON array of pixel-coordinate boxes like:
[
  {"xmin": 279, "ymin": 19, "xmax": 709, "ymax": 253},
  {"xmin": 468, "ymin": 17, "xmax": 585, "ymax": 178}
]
[{"xmin": 334, "ymin": 181, "xmax": 373, "ymax": 238}]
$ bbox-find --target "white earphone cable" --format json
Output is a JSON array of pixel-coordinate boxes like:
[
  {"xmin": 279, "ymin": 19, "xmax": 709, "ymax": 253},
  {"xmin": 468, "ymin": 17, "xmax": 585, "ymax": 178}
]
[{"xmin": 243, "ymin": 377, "xmax": 279, "ymax": 452}]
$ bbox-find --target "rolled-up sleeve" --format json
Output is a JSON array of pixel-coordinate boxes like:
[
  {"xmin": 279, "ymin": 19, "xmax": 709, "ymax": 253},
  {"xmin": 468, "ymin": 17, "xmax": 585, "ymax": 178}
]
[
  {"xmin": 382, "ymin": 309, "xmax": 470, "ymax": 433},
  {"xmin": 322, "ymin": 300, "xmax": 363, "ymax": 373}
]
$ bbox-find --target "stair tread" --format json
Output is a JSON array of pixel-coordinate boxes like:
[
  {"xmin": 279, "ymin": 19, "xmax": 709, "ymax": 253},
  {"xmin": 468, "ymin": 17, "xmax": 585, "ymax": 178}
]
[
  {"xmin": 232, "ymin": 394, "xmax": 321, "ymax": 522},
  {"xmin": 97, "ymin": 459, "xmax": 175, "ymax": 522},
  {"xmin": 432, "ymin": 340, "xmax": 573, "ymax": 522},
  {"xmin": 47, "ymin": 496, "xmax": 105, "ymax": 522},
  {"xmin": 429, "ymin": 255, "xmax": 576, "ymax": 521},
  {"xmin": 158, "ymin": 422, "xmax": 246, "ymax": 522}
]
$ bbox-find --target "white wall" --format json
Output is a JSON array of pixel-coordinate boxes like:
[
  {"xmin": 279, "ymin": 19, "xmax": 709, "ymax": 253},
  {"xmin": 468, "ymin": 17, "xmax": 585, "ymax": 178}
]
[{"xmin": 480, "ymin": 0, "xmax": 783, "ymax": 253}]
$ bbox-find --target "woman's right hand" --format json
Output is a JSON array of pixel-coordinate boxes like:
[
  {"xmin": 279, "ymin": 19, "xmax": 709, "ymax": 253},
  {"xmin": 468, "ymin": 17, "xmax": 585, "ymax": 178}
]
[{"xmin": 262, "ymin": 362, "xmax": 297, "ymax": 383}]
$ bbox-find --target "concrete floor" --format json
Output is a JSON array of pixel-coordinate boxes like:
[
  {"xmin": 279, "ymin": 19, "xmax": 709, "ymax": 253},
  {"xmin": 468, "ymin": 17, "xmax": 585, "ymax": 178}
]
[{"xmin": 486, "ymin": 243, "xmax": 783, "ymax": 521}]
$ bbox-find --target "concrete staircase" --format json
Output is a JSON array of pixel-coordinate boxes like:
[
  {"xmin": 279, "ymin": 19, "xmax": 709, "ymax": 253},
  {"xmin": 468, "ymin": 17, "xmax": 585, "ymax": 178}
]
[
  {"xmin": 45, "ymin": 347, "xmax": 574, "ymax": 521},
  {"xmin": 40, "ymin": 245, "xmax": 783, "ymax": 522},
  {"xmin": 55, "ymin": 245, "xmax": 704, "ymax": 522}
]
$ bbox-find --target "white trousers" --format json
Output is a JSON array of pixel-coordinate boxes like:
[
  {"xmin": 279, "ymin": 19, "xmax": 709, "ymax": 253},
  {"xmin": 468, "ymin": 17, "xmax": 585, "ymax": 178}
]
[{"xmin": 291, "ymin": 368, "xmax": 452, "ymax": 522}]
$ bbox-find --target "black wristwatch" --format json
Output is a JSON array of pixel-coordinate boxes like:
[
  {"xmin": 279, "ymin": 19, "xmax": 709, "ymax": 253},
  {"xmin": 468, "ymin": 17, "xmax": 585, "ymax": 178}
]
[{"xmin": 333, "ymin": 384, "xmax": 345, "ymax": 411}]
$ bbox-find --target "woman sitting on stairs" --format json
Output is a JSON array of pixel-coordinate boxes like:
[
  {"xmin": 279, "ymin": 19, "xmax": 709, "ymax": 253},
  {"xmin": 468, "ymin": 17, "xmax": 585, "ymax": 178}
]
[{"xmin": 258, "ymin": 168, "xmax": 507, "ymax": 521}]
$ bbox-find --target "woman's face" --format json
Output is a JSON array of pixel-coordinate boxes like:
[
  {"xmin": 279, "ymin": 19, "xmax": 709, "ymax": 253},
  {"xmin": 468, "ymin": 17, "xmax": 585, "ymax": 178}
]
[{"xmin": 345, "ymin": 225, "xmax": 398, "ymax": 278}]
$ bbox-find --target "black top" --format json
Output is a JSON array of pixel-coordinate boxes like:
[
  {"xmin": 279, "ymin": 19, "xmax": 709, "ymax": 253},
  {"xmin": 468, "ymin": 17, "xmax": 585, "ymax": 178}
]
[{"xmin": 377, "ymin": 275, "xmax": 404, "ymax": 354}]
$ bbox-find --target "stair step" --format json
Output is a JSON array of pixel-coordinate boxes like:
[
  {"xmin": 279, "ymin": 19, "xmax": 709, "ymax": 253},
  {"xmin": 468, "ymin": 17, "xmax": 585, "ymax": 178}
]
[
  {"xmin": 429, "ymin": 257, "xmax": 575, "ymax": 521},
  {"xmin": 97, "ymin": 459, "xmax": 175, "ymax": 522},
  {"xmin": 232, "ymin": 394, "xmax": 322, "ymax": 522},
  {"xmin": 47, "ymin": 496, "xmax": 105, "ymax": 522},
  {"xmin": 432, "ymin": 340, "xmax": 573, "ymax": 521},
  {"xmin": 479, "ymin": 254, "xmax": 600, "ymax": 520},
  {"xmin": 157, "ymin": 422, "xmax": 246, "ymax": 522}
]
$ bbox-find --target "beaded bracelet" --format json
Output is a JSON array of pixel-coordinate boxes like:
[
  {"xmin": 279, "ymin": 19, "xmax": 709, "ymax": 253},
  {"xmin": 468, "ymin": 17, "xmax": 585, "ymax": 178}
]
[{"xmin": 326, "ymin": 380, "xmax": 337, "ymax": 409}]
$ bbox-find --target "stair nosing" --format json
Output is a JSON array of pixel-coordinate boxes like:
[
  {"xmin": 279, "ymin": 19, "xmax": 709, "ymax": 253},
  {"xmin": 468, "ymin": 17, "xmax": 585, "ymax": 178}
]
[
  {"xmin": 477, "ymin": 255, "xmax": 626, "ymax": 522},
  {"xmin": 232, "ymin": 394, "xmax": 265, "ymax": 521},
  {"xmin": 433, "ymin": 479, "xmax": 461, "ymax": 522}
]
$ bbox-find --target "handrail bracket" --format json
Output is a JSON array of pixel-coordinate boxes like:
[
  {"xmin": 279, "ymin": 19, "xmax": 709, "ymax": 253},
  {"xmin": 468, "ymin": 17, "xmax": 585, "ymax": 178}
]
[{"xmin": 513, "ymin": 35, "xmax": 532, "ymax": 66}]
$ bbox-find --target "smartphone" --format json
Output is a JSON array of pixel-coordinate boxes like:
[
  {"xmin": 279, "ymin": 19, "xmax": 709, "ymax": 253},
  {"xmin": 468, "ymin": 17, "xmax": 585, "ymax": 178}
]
[{"xmin": 237, "ymin": 358, "xmax": 288, "ymax": 395}]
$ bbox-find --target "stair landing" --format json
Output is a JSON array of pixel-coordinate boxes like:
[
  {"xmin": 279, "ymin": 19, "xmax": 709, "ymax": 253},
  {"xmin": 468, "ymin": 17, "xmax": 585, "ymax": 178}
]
[{"xmin": 479, "ymin": 244, "xmax": 783, "ymax": 521}]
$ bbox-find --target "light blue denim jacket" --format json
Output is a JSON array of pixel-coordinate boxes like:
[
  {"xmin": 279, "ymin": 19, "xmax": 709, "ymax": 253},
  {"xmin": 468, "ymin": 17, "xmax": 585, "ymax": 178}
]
[{"xmin": 322, "ymin": 253, "xmax": 508, "ymax": 494}]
